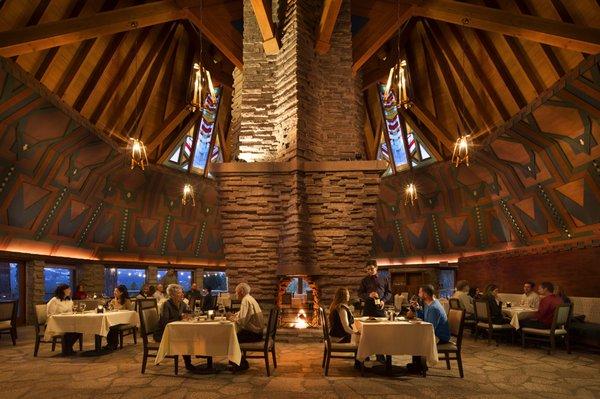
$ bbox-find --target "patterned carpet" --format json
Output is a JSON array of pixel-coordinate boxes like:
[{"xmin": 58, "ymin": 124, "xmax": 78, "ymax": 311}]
[{"xmin": 0, "ymin": 327, "xmax": 598, "ymax": 399}]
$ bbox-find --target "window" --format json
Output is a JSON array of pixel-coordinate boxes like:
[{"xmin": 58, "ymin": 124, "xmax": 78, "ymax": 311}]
[
  {"xmin": 157, "ymin": 269, "xmax": 194, "ymax": 292},
  {"xmin": 286, "ymin": 277, "xmax": 312, "ymax": 294},
  {"xmin": 0, "ymin": 262, "xmax": 19, "ymax": 301},
  {"xmin": 105, "ymin": 268, "xmax": 147, "ymax": 297},
  {"xmin": 44, "ymin": 267, "xmax": 74, "ymax": 301},
  {"xmin": 203, "ymin": 271, "xmax": 228, "ymax": 292},
  {"xmin": 164, "ymin": 89, "xmax": 222, "ymax": 176}
]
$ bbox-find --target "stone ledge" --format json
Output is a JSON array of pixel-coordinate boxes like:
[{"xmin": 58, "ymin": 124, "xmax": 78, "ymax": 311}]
[{"xmin": 211, "ymin": 160, "xmax": 388, "ymax": 175}]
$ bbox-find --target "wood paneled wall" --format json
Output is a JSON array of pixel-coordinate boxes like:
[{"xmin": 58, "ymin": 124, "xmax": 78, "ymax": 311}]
[{"xmin": 456, "ymin": 243, "xmax": 600, "ymax": 298}]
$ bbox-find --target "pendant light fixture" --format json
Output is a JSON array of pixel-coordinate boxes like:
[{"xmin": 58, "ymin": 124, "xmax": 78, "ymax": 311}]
[
  {"xmin": 182, "ymin": 183, "xmax": 195, "ymax": 206},
  {"xmin": 404, "ymin": 182, "xmax": 417, "ymax": 206}
]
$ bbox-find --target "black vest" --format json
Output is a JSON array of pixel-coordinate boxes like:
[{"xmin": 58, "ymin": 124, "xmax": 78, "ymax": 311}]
[{"xmin": 329, "ymin": 304, "xmax": 354, "ymax": 343}]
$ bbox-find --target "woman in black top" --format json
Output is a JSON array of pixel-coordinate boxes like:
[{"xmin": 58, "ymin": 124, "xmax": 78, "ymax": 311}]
[
  {"xmin": 328, "ymin": 288, "xmax": 356, "ymax": 343},
  {"xmin": 484, "ymin": 284, "xmax": 510, "ymax": 324}
]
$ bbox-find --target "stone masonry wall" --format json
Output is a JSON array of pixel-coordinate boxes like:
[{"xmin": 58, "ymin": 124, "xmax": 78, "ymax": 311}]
[
  {"xmin": 77, "ymin": 264, "xmax": 105, "ymax": 296},
  {"xmin": 215, "ymin": 163, "xmax": 383, "ymax": 303}
]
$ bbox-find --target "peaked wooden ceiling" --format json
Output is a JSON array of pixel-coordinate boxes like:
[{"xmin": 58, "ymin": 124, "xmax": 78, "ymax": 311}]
[{"xmin": 0, "ymin": 0, "xmax": 599, "ymax": 168}]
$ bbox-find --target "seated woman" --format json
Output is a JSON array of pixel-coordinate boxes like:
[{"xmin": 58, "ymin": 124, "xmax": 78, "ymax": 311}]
[
  {"xmin": 328, "ymin": 288, "xmax": 356, "ymax": 343},
  {"xmin": 46, "ymin": 284, "xmax": 80, "ymax": 355},
  {"xmin": 136, "ymin": 284, "xmax": 152, "ymax": 299},
  {"xmin": 73, "ymin": 283, "xmax": 87, "ymax": 300},
  {"xmin": 105, "ymin": 285, "xmax": 133, "ymax": 350},
  {"xmin": 483, "ymin": 284, "xmax": 510, "ymax": 324}
]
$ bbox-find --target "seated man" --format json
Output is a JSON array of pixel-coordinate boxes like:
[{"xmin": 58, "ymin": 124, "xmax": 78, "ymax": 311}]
[
  {"xmin": 452, "ymin": 280, "xmax": 474, "ymax": 317},
  {"xmin": 520, "ymin": 282, "xmax": 562, "ymax": 329},
  {"xmin": 228, "ymin": 283, "xmax": 264, "ymax": 370},
  {"xmin": 407, "ymin": 284, "xmax": 451, "ymax": 373},
  {"xmin": 153, "ymin": 284, "xmax": 199, "ymax": 373},
  {"xmin": 519, "ymin": 281, "xmax": 540, "ymax": 309}
]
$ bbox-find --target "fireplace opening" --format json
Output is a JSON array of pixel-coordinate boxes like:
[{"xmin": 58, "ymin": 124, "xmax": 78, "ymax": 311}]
[{"xmin": 276, "ymin": 276, "xmax": 320, "ymax": 328}]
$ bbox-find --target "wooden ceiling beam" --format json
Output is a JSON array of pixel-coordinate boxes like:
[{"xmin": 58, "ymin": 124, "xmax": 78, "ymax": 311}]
[
  {"xmin": 399, "ymin": 108, "xmax": 443, "ymax": 160},
  {"xmin": 352, "ymin": 3, "xmax": 413, "ymax": 73},
  {"xmin": 104, "ymin": 24, "xmax": 173, "ymax": 134},
  {"xmin": 183, "ymin": 21, "xmax": 234, "ymax": 88},
  {"xmin": 445, "ymin": 23, "xmax": 510, "ymax": 120},
  {"xmin": 315, "ymin": 0, "xmax": 342, "ymax": 54},
  {"xmin": 408, "ymin": 101, "xmax": 455, "ymax": 151},
  {"xmin": 512, "ymin": 0, "xmax": 565, "ymax": 80},
  {"xmin": 424, "ymin": 20, "xmax": 495, "ymax": 127},
  {"xmin": 482, "ymin": 0, "xmax": 545, "ymax": 95},
  {"xmin": 34, "ymin": 0, "xmax": 87, "ymax": 81},
  {"xmin": 157, "ymin": 111, "xmax": 202, "ymax": 163},
  {"xmin": 146, "ymin": 107, "xmax": 193, "ymax": 153},
  {"xmin": 403, "ymin": 0, "xmax": 600, "ymax": 54},
  {"xmin": 0, "ymin": 1, "xmax": 184, "ymax": 57},
  {"xmin": 421, "ymin": 26, "xmax": 477, "ymax": 132},
  {"xmin": 122, "ymin": 25, "xmax": 178, "ymax": 136},
  {"xmin": 250, "ymin": 0, "xmax": 279, "ymax": 55},
  {"xmin": 73, "ymin": 31, "xmax": 127, "ymax": 112},
  {"xmin": 88, "ymin": 27, "xmax": 151, "ymax": 124},
  {"xmin": 184, "ymin": 6, "xmax": 243, "ymax": 69}
]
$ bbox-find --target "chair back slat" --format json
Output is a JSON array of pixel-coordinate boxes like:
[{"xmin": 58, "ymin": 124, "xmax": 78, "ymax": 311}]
[
  {"xmin": 319, "ymin": 307, "xmax": 331, "ymax": 346},
  {"xmin": 137, "ymin": 298, "xmax": 158, "ymax": 337},
  {"xmin": 268, "ymin": 308, "xmax": 279, "ymax": 341},
  {"xmin": 474, "ymin": 299, "xmax": 489, "ymax": 322},
  {"xmin": 34, "ymin": 304, "xmax": 47, "ymax": 334},
  {"xmin": 449, "ymin": 298, "xmax": 461, "ymax": 310},
  {"xmin": 553, "ymin": 303, "xmax": 572, "ymax": 330},
  {"xmin": 0, "ymin": 300, "xmax": 17, "ymax": 323},
  {"xmin": 447, "ymin": 308, "xmax": 466, "ymax": 348}
]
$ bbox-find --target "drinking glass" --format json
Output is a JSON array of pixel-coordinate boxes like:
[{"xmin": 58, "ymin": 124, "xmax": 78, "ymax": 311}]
[
  {"xmin": 80, "ymin": 303, "xmax": 87, "ymax": 313},
  {"xmin": 72, "ymin": 303, "xmax": 78, "ymax": 314}
]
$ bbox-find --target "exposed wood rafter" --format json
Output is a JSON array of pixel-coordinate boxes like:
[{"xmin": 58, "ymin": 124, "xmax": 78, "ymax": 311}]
[
  {"xmin": 403, "ymin": 0, "xmax": 600, "ymax": 54},
  {"xmin": 250, "ymin": 0, "xmax": 279, "ymax": 55},
  {"xmin": 0, "ymin": 1, "xmax": 184, "ymax": 57},
  {"xmin": 315, "ymin": 0, "xmax": 342, "ymax": 54}
]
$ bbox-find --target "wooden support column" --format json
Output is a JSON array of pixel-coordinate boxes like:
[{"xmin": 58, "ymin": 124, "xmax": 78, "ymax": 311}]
[{"xmin": 315, "ymin": 0, "xmax": 342, "ymax": 54}]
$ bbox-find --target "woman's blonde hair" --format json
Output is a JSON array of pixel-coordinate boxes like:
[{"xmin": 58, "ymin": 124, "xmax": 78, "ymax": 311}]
[{"xmin": 328, "ymin": 288, "xmax": 349, "ymax": 324}]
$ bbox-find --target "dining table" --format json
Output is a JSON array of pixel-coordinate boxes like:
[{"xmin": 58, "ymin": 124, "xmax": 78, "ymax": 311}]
[
  {"xmin": 154, "ymin": 318, "xmax": 242, "ymax": 372},
  {"xmin": 502, "ymin": 306, "xmax": 537, "ymax": 329},
  {"xmin": 44, "ymin": 309, "xmax": 139, "ymax": 354},
  {"xmin": 353, "ymin": 316, "xmax": 438, "ymax": 375}
]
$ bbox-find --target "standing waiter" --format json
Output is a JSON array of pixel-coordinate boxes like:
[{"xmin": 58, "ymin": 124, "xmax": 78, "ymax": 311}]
[{"xmin": 358, "ymin": 260, "xmax": 392, "ymax": 317}]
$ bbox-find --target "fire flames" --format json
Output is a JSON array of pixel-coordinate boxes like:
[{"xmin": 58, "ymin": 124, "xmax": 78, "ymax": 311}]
[{"xmin": 294, "ymin": 309, "xmax": 309, "ymax": 329}]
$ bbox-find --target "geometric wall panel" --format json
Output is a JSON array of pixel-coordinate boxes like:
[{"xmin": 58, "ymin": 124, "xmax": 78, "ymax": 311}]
[
  {"xmin": 555, "ymin": 178, "xmax": 600, "ymax": 226},
  {"xmin": 514, "ymin": 197, "xmax": 549, "ymax": 236},
  {"xmin": 444, "ymin": 216, "xmax": 470, "ymax": 247},
  {"xmin": 406, "ymin": 221, "xmax": 429, "ymax": 250},
  {"xmin": 57, "ymin": 199, "xmax": 89, "ymax": 237},
  {"xmin": 134, "ymin": 218, "xmax": 159, "ymax": 248},
  {"xmin": 171, "ymin": 222, "xmax": 196, "ymax": 251},
  {"xmin": 7, "ymin": 182, "xmax": 50, "ymax": 229}
]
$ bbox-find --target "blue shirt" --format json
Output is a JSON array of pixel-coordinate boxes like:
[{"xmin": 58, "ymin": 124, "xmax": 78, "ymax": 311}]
[{"xmin": 417, "ymin": 299, "xmax": 451, "ymax": 343}]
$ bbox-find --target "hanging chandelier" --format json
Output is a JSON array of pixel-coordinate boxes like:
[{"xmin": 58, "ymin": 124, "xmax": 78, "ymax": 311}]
[
  {"xmin": 383, "ymin": 59, "xmax": 410, "ymax": 109},
  {"xmin": 182, "ymin": 183, "xmax": 195, "ymax": 206},
  {"xmin": 129, "ymin": 138, "xmax": 148, "ymax": 170},
  {"xmin": 404, "ymin": 182, "xmax": 417, "ymax": 206},
  {"xmin": 452, "ymin": 135, "xmax": 471, "ymax": 167},
  {"xmin": 190, "ymin": 62, "xmax": 216, "ymax": 112}
]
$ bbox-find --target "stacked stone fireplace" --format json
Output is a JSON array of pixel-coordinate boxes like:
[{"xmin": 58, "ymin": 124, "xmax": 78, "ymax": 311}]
[{"xmin": 212, "ymin": 0, "xmax": 385, "ymax": 311}]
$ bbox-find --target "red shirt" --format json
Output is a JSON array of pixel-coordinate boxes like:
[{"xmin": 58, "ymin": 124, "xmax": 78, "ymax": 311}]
[{"xmin": 536, "ymin": 294, "xmax": 562, "ymax": 327}]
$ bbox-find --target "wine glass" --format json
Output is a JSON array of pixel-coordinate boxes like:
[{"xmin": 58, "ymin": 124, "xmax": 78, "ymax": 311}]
[
  {"xmin": 80, "ymin": 303, "xmax": 87, "ymax": 313},
  {"xmin": 72, "ymin": 302, "xmax": 78, "ymax": 314}
]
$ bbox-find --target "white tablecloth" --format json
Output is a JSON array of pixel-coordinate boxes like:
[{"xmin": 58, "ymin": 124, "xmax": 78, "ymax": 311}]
[
  {"xmin": 502, "ymin": 307, "xmax": 537, "ymax": 329},
  {"xmin": 354, "ymin": 318, "xmax": 438, "ymax": 365},
  {"xmin": 44, "ymin": 310, "xmax": 139, "ymax": 340},
  {"xmin": 154, "ymin": 321, "xmax": 242, "ymax": 365}
]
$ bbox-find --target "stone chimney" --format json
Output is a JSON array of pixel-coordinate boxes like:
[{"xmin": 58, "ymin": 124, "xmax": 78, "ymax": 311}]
[{"xmin": 212, "ymin": 0, "xmax": 385, "ymax": 302}]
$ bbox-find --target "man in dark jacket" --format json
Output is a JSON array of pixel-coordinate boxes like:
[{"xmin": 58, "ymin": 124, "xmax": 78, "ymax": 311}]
[{"xmin": 358, "ymin": 260, "xmax": 392, "ymax": 317}]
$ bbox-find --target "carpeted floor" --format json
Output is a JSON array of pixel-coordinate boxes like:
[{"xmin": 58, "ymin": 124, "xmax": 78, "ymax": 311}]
[{"xmin": 0, "ymin": 326, "xmax": 598, "ymax": 399}]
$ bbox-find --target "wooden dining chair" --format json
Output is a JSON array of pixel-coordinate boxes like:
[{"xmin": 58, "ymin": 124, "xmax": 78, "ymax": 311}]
[
  {"xmin": 474, "ymin": 299, "xmax": 513, "ymax": 345},
  {"xmin": 138, "ymin": 298, "xmax": 178, "ymax": 374},
  {"xmin": 448, "ymin": 298, "xmax": 461, "ymax": 310},
  {"xmin": 522, "ymin": 303, "xmax": 572, "ymax": 355},
  {"xmin": 437, "ymin": 309, "xmax": 465, "ymax": 378},
  {"xmin": 0, "ymin": 300, "xmax": 17, "ymax": 345},
  {"xmin": 33, "ymin": 303, "xmax": 82, "ymax": 356},
  {"xmin": 239, "ymin": 308, "xmax": 280, "ymax": 376},
  {"xmin": 319, "ymin": 307, "xmax": 359, "ymax": 376}
]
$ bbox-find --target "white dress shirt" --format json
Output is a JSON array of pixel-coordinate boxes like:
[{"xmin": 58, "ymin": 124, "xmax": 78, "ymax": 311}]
[
  {"xmin": 520, "ymin": 292, "xmax": 540, "ymax": 308},
  {"xmin": 46, "ymin": 297, "xmax": 73, "ymax": 316},
  {"xmin": 452, "ymin": 291, "xmax": 474, "ymax": 314},
  {"xmin": 234, "ymin": 294, "xmax": 264, "ymax": 334}
]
